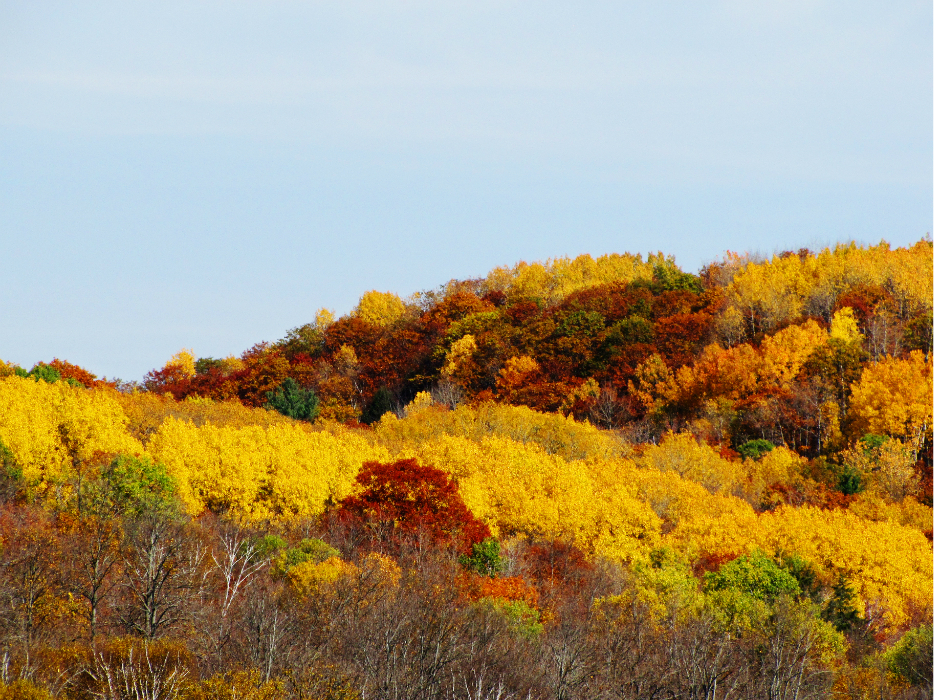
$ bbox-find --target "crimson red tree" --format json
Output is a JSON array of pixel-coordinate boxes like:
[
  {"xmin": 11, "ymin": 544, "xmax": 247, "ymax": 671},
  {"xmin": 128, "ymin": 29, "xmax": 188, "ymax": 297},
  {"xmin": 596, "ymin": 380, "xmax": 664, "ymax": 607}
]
[{"xmin": 332, "ymin": 459, "xmax": 490, "ymax": 556}]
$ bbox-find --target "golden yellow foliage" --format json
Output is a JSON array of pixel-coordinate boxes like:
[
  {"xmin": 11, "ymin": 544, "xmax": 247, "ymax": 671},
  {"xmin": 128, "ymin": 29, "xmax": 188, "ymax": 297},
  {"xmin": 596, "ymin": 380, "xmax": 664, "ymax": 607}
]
[
  {"xmin": 496, "ymin": 355, "xmax": 540, "ymax": 398},
  {"xmin": 482, "ymin": 252, "xmax": 663, "ymax": 306},
  {"xmin": 114, "ymin": 391, "xmax": 297, "ymax": 445},
  {"xmin": 841, "ymin": 438, "xmax": 919, "ymax": 502},
  {"xmin": 665, "ymin": 500, "xmax": 760, "ymax": 563},
  {"xmin": 315, "ymin": 307, "xmax": 336, "ymax": 329},
  {"xmin": 358, "ymin": 551, "xmax": 402, "ymax": 589},
  {"xmin": 728, "ymin": 253, "xmax": 810, "ymax": 333},
  {"xmin": 390, "ymin": 433, "xmax": 659, "ymax": 561},
  {"xmin": 725, "ymin": 240, "xmax": 933, "ymax": 335},
  {"xmin": 375, "ymin": 401, "xmax": 625, "ymax": 462},
  {"xmin": 315, "ymin": 346, "xmax": 363, "ymax": 423},
  {"xmin": 691, "ymin": 343, "xmax": 762, "ymax": 400},
  {"xmin": 165, "ymin": 348, "xmax": 196, "ymax": 378},
  {"xmin": 715, "ymin": 305, "xmax": 746, "ymax": 347},
  {"xmin": 829, "ymin": 307, "xmax": 862, "ymax": 344},
  {"xmin": 288, "ymin": 556, "xmax": 359, "ymax": 597},
  {"xmin": 559, "ymin": 378, "xmax": 600, "ymax": 413},
  {"xmin": 848, "ymin": 351, "xmax": 933, "ymax": 453},
  {"xmin": 183, "ymin": 670, "xmax": 286, "ymax": 700},
  {"xmin": 0, "ymin": 376, "xmax": 143, "ymax": 490},
  {"xmin": 317, "ymin": 392, "xmax": 362, "ymax": 424},
  {"xmin": 0, "ymin": 359, "xmax": 19, "ymax": 379},
  {"xmin": 639, "ymin": 433, "xmax": 742, "ymax": 495},
  {"xmin": 848, "ymin": 493, "xmax": 932, "ymax": 534},
  {"xmin": 756, "ymin": 507, "xmax": 932, "ymax": 629},
  {"xmin": 287, "ymin": 551, "xmax": 399, "ymax": 609},
  {"xmin": 440, "ymin": 334, "xmax": 478, "ymax": 381},
  {"xmin": 333, "ymin": 345, "xmax": 360, "ymax": 375},
  {"xmin": 628, "ymin": 354, "xmax": 680, "ymax": 413},
  {"xmin": 0, "ymin": 679, "xmax": 54, "ymax": 700},
  {"xmin": 354, "ymin": 290, "xmax": 406, "ymax": 327},
  {"xmin": 758, "ymin": 320, "xmax": 829, "ymax": 388},
  {"xmin": 622, "ymin": 464, "xmax": 726, "ymax": 524},
  {"xmin": 403, "ymin": 391, "xmax": 434, "ymax": 416},
  {"xmin": 740, "ymin": 446, "xmax": 807, "ymax": 504},
  {"xmin": 501, "ymin": 355, "xmax": 540, "ymax": 379},
  {"xmin": 653, "ymin": 321, "xmax": 827, "ymax": 415},
  {"xmin": 643, "ymin": 463, "xmax": 758, "ymax": 553},
  {"xmin": 612, "ymin": 549, "xmax": 704, "ymax": 622},
  {"xmin": 218, "ymin": 355, "xmax": 245, "ymax": 373},
  {"xmin": 148, "ymin": 418, "xmax": 388, "ymax": 520},
  {"xmin": 671, "ymin": 503, "xmax": 931, "ymax": 629},
  {"xmin": 831, "ymin": 667, "xmax": 906, "ymax": 700}
]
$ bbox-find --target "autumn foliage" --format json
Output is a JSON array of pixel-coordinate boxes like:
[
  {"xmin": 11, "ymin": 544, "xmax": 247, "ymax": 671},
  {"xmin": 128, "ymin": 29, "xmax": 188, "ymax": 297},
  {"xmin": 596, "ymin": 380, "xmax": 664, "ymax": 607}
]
[
  {"xmin": 331, "ymin": 458, "xmax": 490, "ymax": 556},
  {"xmin": 0, "ymin": 237, "xmax": 931, "ymax": 699}
]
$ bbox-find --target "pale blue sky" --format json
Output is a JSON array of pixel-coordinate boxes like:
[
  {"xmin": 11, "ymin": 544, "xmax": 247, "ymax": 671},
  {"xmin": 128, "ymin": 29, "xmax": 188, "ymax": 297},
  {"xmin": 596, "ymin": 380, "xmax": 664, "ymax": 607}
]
[{"xmin": 1, "ymin": 1, "xmax": 931, "ymax": 380}]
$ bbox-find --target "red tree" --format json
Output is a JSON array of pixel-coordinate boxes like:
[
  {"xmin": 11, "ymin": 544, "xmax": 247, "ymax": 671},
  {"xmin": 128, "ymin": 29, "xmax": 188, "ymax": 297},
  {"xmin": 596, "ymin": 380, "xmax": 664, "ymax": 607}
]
[
  {"xmin": 332, "ymin": 459, "xmax": 490, "ymax": 556},
  {"xmin": 47, "ymin": 358, "xmax": 111, "ymax": 389}
]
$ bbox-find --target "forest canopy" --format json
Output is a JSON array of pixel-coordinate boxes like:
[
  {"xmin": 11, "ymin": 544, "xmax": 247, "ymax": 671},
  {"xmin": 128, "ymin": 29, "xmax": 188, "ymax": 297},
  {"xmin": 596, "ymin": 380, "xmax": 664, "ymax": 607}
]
[{"xmin": 0, "ymin": 238, "xmax": 931, "ymax": 700}]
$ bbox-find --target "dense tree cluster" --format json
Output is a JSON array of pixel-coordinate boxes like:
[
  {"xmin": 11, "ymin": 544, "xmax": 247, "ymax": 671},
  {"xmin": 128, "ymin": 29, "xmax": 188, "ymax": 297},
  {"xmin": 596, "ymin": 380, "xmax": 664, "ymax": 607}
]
[
  {"xmin": 136, "ymin": 241, "xmax": 931, "ymax": 458},
  {"xmin": 0, "ymin": 239, "xmax": 930, "ymax": 699}
]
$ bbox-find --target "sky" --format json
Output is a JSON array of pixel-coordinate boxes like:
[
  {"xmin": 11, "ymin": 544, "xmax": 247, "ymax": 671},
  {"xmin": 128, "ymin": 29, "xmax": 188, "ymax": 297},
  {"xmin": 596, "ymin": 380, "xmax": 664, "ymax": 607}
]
[{"xmin": 1, "ymin": 0, "xmax": 931, "ymax": 381}]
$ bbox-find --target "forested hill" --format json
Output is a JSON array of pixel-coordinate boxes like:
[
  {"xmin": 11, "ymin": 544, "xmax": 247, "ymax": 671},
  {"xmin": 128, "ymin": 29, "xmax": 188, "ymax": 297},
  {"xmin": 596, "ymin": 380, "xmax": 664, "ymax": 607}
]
[
  {"xmin": 0, "ymin": 238, "xmax": 931, "ymax": 699},
  {"xmin": 143, "ymin": 240, "xmax": 929, "ymax": 452}
]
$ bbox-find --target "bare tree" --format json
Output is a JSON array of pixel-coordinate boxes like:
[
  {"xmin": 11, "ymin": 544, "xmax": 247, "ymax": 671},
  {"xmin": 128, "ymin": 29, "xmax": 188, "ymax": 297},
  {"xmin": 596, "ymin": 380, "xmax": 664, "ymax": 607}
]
[
  {"xmin": 0, "ymin": 507, "xmax": 63, "ymax": 680},
  {"xmin": 236, "ymin": 577, "xmax": 296, "ymax": 683},
  {"xmin": 865, "ymin": 311, "xmax": 903, "ymax": 362},
  {"xmin": 431, "ymin": 380, "xmax": 465, "ymax": 410},
  {"xmin": 88, "ymin": 643, "xmax": 189, "ymax": 700},
  {"xmin": 194, "ymin": 518, "xmax": 270, "ymax": 671},
  {"xmin": 118, "ymin": 513, "xmax": 205, "ymax": 640},
  {"xmin": 62, "ymin": 513, "xmax": 123, "ymax": 644},
  {"xmin": 665, "ymin": 614, "xmax": 748, "ymax": 700},
  {"xmin": 348, "ymin": 571, "xmax": 468, "ymax": 700},
  {"xmin": 588, "ymin": 386, "xmax": 629, "ymax": 430},
  {"xmin": 748, "ymin": 598, "xmax": 836, "ymax": 700}
]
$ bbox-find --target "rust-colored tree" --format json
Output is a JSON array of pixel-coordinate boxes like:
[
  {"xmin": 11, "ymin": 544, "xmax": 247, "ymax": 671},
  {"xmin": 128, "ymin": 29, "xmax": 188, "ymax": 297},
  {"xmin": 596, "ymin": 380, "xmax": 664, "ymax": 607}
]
[
  {"xmin": 331, "ymin": 458, "xmax": 490, "ymax": 556},
  {"xmin": 46, "ymin": 359, "xmax": 110, "ymax": 389}
]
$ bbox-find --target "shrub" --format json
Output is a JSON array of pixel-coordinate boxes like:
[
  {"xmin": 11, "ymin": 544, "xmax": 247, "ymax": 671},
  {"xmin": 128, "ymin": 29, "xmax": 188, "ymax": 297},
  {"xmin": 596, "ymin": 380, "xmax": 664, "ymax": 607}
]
[
  {"xmin": 459, "ymin": 537, "xmax": 504, "ymax": 577},
  {"xmin": 738, "ymin": 439, "xmax": 775, "ymax": 461}
]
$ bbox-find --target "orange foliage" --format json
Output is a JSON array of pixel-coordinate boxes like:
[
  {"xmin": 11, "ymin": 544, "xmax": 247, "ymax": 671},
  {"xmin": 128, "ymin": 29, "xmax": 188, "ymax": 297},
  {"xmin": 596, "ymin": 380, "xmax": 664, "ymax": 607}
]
[
  {"xmin": 460, "ymin": 573, "xmax": 540, "ymax": 610},
  {"xmin": 47, "ymin": 358, "xmax": 110, "ymax": 388}
]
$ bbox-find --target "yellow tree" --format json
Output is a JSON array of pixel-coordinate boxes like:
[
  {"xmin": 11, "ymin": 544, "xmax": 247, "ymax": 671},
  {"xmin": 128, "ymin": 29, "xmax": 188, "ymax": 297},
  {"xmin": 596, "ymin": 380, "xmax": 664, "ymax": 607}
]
[
  {"xmin": 639, "ymin": 432, "xmax": 742, "ymax": 495},
  {"xmin": 848, "ymin": 351, "xmax": 932, "ymax": 456},
  {"xmin": 0, "ymin": 377, "xmax": 143, "ymax": 492},
  {"xmin": 354, "ymin": 290, "xmax": 406, "ymax": 327},
  {"xmin": 758, "ymin": 320, "xmax": 829, "ymax": 388},
  {"xmin": 165, "ymin": 348, "xmax": 196, "ymax": 378},
  {"xmin": 829, "ymin": 307, "xmax": 862, "ymax": 344},
  {"xmin": 149, "ymin": 418, "xmax": 388, "ymax": 520},
  {"xmin": 723, "ymin": 239, "xmax": 932, "ymax": 333},
  {"xmin": 667, "ymin": 503, "xmax": 932, "ymax": 630},
  {"xmin": 727, "ymin": 254, "xmax": 809, "ymax": 334},
  {"xmin": 481, "ymin": 252, "xmax": 660, "ymax": 306},
  {"xmin": 841, "ymin": 438, "xmax": 919, "ymax": 502},
  {"xmin": 495, "ymin": 356, "xmax": 540, "ymax": 403},
  {"xmin": 389, "ymin": 432, "xmax": 660, "ymax": 562}
]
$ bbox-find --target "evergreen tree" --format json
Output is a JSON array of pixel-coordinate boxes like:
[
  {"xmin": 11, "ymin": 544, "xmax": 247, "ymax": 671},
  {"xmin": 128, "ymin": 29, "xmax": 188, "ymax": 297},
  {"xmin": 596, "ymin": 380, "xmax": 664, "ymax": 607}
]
[
  {"xmin": 265, "ymin": 377, "xmax": 320, "ymax": 422},
  {"xmin": 362, "ymin": 386, "xmax": 393, "ymax": 424}
]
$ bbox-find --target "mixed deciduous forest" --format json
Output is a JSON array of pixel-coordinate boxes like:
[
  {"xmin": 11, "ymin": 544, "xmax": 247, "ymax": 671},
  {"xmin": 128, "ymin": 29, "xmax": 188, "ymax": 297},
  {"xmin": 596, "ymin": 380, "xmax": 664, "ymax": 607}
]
[{"xmin": 0, "ymin": 239, "xmax": 931, "ymax": 700}]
